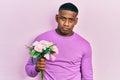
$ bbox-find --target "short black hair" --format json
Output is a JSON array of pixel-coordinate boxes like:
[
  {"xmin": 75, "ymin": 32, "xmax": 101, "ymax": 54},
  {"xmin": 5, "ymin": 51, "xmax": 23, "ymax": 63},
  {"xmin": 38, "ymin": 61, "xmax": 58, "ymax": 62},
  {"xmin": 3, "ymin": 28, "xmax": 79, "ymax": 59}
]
[{"xmin": 59, "ymin": 2, "xmax": 78, "ymax": 14}]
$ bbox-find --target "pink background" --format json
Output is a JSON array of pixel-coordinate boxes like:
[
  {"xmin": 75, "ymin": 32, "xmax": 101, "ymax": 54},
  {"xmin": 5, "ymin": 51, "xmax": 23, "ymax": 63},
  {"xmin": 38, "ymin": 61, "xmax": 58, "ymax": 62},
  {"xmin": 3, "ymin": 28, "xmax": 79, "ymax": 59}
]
[{"xmin": 0, "ymin": 0, "xmax": 120, "ymax": 80}]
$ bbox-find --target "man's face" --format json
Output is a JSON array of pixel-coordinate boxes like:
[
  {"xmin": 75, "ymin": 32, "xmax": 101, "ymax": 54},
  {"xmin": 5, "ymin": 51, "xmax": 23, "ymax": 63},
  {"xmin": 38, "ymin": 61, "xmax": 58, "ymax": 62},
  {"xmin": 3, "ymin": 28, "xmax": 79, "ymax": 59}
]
[{"xmin": 56, "ymin": 10, "xmax": 78, "ymax": 35}]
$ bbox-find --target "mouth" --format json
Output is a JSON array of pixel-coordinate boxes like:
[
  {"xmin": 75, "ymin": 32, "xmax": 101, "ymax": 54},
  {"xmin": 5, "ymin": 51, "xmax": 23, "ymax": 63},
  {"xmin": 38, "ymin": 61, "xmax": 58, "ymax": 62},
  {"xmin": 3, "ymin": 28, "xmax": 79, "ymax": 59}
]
[{"xmin": 62, "ymin": 28, "xmax": 70, "ymax": 31}]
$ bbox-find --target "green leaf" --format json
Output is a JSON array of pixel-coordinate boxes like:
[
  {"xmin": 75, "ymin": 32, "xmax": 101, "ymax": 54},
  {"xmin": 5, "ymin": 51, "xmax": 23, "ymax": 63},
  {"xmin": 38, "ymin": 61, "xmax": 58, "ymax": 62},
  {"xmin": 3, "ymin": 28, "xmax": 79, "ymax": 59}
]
[
  {"xmin": 50, "ymin": 50, "xmax": 55, "ymax": 54},
  {"xmin": 29, "ymin": 50, "xmax": 35, "ymax": 57},
  {"xmin": 33, "ymin": 52, "xmax": 41, "ymax": 58},
  {"xmin": 27, "ymin": 46, "xmax": 34, "ymax": 51},
  {"xmin": 44, "ymin": 48, "xmax": 51, "ymax": 54}
]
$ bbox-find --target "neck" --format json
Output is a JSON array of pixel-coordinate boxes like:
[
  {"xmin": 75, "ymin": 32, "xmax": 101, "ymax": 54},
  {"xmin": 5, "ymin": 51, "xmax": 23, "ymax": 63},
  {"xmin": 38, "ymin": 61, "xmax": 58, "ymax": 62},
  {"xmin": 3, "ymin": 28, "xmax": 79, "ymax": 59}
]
[{"xmin": 55, "ymin": 28, "xmax": 74, "ymax": 36}]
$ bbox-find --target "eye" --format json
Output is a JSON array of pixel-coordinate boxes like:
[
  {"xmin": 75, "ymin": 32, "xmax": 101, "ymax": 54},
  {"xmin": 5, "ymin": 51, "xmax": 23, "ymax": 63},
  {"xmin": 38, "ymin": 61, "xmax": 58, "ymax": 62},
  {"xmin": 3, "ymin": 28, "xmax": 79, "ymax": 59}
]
[
  {"xmin": 60, "ymin": 17, "xmax": 66, "ymax": 21},
  {"xmin": 58, "ymin": 16, "xmax": 66, "ymax": 21},
  {"xmin": 69, "ymin": 18, "xmax": 75, "ymax": 22}
]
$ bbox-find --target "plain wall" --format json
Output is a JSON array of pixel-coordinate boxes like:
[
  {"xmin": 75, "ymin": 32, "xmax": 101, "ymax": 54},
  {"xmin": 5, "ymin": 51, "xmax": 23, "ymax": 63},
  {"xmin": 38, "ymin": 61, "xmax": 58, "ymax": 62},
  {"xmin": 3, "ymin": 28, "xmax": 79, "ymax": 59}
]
[{"xmin": 0, "ymin": 0, "xmax": 120, "ymax": 80}]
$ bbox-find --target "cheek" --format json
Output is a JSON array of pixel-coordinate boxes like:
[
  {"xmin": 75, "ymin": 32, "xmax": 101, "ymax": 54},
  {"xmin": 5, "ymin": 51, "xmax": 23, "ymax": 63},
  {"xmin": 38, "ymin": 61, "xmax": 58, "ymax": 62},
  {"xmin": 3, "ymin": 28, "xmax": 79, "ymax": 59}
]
[
  {"xmin": 58, "ymin": 20, "xmax": 64, "ymax": 26},
  {"xmin": 69, "ymin": 24, "xmax": 75, "ymax": 29}
]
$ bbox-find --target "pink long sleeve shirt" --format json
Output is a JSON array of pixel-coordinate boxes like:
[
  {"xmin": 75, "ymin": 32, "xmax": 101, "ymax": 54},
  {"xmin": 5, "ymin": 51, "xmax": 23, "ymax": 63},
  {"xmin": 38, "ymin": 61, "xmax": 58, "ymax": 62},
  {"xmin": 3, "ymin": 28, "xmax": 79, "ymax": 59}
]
[{"xmin": 25, "ymin": 29, "xmax": 93, "ymax": 80}]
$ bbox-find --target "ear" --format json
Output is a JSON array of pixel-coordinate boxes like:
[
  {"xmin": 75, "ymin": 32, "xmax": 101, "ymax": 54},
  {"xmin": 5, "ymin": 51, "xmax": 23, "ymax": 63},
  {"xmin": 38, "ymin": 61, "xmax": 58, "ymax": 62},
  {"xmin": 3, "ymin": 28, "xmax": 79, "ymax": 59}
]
[
  {"xmin": 74, "ymin": 17, "xmax": 78, "ymax": 25},
  {"xmin": 55, "ymin": 14, "xmax": 59, "ymax": 22}
]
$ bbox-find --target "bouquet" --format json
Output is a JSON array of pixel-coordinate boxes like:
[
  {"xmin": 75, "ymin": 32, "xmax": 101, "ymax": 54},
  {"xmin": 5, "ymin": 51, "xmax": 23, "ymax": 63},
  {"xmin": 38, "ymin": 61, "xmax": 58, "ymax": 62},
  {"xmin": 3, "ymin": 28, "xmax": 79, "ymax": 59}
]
[{"xmin": 27, "ymin": 40, "xmax": 58, "ymax": 80}]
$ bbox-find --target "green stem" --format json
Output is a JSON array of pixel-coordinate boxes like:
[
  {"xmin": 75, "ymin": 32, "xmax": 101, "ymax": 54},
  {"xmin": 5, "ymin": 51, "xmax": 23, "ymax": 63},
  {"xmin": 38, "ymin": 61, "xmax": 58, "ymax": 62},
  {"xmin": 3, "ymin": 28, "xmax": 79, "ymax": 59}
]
[
  {"xmin": 32, "ymin": 57, "xmax": 34, "ymax": 64},
  {"xmin": 41, "ymin": 70, "xmax": 44, "ymax": 80}
]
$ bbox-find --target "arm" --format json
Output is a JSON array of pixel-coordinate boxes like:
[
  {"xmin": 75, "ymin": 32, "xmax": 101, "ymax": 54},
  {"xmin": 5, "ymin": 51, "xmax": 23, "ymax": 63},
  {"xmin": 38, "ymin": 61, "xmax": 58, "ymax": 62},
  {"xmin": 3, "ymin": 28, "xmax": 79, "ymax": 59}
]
[
  {"xmin": 25, "ymin": 57, "xmax": 39, "ymax": 77},
  {"xmin": 81, "ymin": 43, "xmax": 93, "ymax": 80},
  {"xmin": 25, "ymin": 36, "xmax": 42, "ymax": 77},
  {"xmin": 25, "ymin": 36, "xmax": 46, "ymax": 77},
  {"xmin": 25, "ymin": 57, "xmax": 46, "ymax": 77}
]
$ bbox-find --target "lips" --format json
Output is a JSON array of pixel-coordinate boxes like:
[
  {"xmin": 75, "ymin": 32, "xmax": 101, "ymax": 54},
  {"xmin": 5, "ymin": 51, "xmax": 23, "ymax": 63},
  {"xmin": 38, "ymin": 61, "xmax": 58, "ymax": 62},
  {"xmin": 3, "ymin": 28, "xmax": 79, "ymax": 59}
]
[{"xmin": 62, "ymin": 28, "xmax": 69, "ymax": 31}]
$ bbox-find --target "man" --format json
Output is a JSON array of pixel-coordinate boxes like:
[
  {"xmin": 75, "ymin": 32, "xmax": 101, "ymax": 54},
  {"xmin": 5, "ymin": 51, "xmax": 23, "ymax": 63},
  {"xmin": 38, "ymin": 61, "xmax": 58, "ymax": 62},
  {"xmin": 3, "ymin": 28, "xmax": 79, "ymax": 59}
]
[{"xmin": 25, "ymin": 2, "xmax": 93, "ymax": 80}]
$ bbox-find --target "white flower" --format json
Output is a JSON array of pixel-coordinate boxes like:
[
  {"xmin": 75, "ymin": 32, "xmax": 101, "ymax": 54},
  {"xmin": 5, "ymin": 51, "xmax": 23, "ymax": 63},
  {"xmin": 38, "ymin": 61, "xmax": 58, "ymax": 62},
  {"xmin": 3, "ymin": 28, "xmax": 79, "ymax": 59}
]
[
  {"xmin": 30, "ymin": 40, "xmax": 58, "ymax": 60},
  {"xmin": 32, "ymin": 41, "xmax": 39, "ymax": 46},
  {"xmin": 34, "ymin": 44, "xmax": 43, "ymax": 52},
  {"xmin": 51, "ymin": 45, "xmax": 59, "ymax": 54},
  {"xmin": 44, "ymin": 54, "xmax": 56, "ymax": 61}
]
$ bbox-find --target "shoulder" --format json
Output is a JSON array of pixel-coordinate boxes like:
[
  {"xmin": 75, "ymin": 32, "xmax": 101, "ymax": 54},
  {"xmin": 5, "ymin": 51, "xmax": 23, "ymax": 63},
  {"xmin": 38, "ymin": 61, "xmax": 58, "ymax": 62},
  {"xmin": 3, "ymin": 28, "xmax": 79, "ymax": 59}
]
[
  {"xmin": 34, "ymin": 29, "xmax": 55, "ymax": 41},
  {"xmin": 38, "ymin": 29, "xmax": 55, "ymax": 36},
  {"xmin": 74, "ymin": 32, "xmax": 90, "ymax": 45},
  {"xmin": 74, "ymin": 32, "xmax": 92, "ymax": 52}
]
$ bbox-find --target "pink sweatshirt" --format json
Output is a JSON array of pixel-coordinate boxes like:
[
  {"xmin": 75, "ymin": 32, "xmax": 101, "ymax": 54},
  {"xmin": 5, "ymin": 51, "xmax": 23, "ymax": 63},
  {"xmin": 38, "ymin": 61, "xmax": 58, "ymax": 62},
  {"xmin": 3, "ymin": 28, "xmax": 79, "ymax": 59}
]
[{"xmin": 25, "ymin": 29, "xmax": 93, "ymax": 80}]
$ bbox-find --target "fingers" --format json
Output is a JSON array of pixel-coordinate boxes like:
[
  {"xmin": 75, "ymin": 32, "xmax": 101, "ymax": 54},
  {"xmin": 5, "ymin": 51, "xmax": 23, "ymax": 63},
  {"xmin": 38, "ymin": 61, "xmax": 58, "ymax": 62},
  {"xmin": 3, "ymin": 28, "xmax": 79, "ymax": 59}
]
[
  {"xmin": 40, "ymin": 58, "xmax": 46, "ymax": 62},
  {"xmin": 36, "ymin": 58, "xmax": 46, "ymax": 71}
]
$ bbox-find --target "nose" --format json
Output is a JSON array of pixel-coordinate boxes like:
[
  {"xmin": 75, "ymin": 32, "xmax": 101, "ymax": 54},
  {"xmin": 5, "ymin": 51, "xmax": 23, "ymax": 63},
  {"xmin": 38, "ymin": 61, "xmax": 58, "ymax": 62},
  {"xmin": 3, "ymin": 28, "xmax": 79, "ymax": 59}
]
[{"xmin": 64, "ymin": 20, "xmax": 69, "ymax": 26}]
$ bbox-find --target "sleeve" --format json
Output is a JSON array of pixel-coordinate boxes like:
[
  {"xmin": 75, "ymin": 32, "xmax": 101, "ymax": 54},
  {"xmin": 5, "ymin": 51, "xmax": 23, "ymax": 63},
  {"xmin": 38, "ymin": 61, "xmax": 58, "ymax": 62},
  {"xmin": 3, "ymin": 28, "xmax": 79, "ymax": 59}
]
[
  {"xmin": 25, "ymin": 35, "xmax": 43, "ymax": 77},
  {"xmin": 25, "ymin": 34, "xmax": 45, "ymax": 77},
  {"xmin": 25, "ymin": 57, "xmax": 39, "ymax": 77},
  {"xmin": 81, "ymin": 43, "xmax": 93, "ymax": 80}
]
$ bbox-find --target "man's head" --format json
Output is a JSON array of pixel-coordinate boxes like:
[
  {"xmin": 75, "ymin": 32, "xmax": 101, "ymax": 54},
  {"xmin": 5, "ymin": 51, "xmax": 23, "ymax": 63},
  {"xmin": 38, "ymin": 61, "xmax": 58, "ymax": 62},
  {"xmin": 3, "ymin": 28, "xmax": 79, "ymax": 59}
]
[
  {"xmin": 56, "ymin": 3, "xmax": 79, "ymax": 36},
  {"xmin": 59, "ymin": 2, "xmax": 78, "ymax": 15}
]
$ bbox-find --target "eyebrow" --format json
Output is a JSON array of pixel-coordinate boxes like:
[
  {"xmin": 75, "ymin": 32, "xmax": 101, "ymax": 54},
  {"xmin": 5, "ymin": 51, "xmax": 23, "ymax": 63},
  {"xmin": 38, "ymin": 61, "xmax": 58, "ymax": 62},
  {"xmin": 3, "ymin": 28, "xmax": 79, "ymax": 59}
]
[{"xmin": 59, "ymin": 15, "xmax": 76, "ymax": 20}]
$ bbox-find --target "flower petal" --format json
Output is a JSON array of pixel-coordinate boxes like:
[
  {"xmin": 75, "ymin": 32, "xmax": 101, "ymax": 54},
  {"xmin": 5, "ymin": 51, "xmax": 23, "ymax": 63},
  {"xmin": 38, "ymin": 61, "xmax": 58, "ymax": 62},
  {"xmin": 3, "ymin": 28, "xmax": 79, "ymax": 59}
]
[
  {"xmin": 44, "ymin": 54, "xmax": 50, "ymax": 60},
  {"xmin": 32, "ymin": 41, "xmax": 39, "ymax": 46},
  {"xmin": 50, "ymin": 54, "xmax": 56, "ymax": 61}
]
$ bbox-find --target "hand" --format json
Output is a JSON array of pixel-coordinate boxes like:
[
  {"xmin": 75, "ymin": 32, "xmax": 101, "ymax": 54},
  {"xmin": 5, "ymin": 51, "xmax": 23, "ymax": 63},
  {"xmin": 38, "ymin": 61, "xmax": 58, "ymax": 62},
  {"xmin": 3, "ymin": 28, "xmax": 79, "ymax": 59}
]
[{"xmin": 35, "ymin": 58, "xmax": 46, "ymax": 72}]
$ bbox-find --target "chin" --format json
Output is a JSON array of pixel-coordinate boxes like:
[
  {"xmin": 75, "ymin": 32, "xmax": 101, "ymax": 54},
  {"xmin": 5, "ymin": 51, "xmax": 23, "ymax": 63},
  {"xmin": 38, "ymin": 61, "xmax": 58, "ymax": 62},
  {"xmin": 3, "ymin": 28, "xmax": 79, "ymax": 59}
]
[
  {"xmin": 61, "ymin": 31, "xmax": 70, "ymax": 35},
  {"xmin": 61, "ymin": 30, "xmax": 68, "ymax": 33}
]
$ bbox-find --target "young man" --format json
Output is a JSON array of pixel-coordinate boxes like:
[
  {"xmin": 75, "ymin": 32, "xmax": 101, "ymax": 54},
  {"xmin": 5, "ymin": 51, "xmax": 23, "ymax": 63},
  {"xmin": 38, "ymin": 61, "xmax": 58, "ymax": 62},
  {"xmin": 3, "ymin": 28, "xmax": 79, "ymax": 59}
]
[{"xmin": 25, "ymin": 3, "xmax": 93, "ymax": 80}]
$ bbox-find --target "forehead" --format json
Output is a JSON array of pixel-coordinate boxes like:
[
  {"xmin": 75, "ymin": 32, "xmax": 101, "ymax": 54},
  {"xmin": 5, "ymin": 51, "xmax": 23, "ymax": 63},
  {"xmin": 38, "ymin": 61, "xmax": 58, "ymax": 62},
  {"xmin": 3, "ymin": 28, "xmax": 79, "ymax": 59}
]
[{"xmin": 59, "ymin": 10, "xmax": 77, "ymax": 18}]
